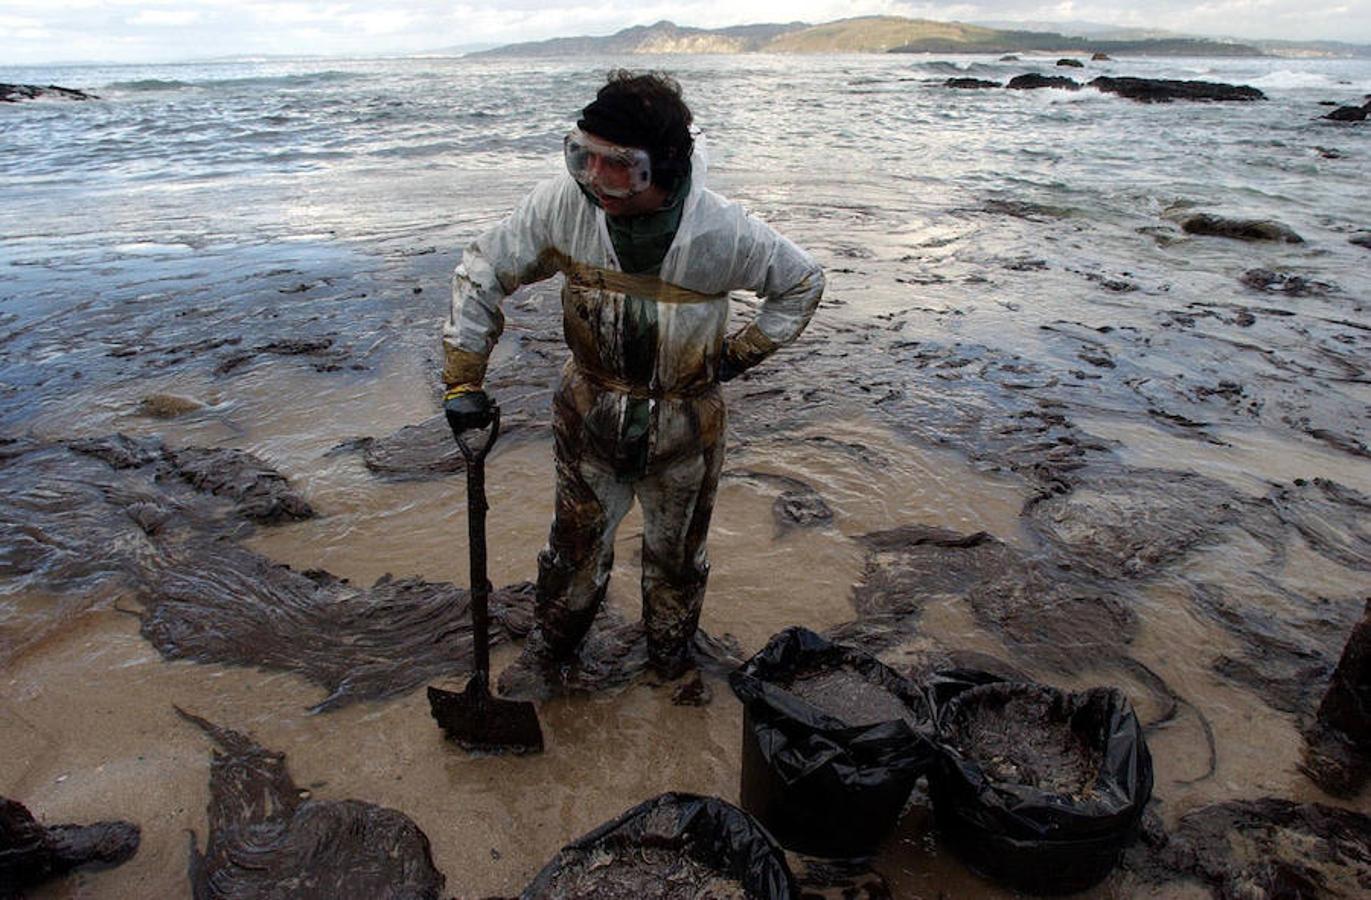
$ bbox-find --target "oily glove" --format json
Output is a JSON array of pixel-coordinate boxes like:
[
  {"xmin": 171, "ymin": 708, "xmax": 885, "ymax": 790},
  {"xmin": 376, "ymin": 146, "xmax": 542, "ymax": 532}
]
[
  {"xmin": 718, "ymin": 324, "xmax": 779, "ymax": 384},
  {"xmin": 443, "ymin": 384, "xmax": 494, "ymax": 433}
]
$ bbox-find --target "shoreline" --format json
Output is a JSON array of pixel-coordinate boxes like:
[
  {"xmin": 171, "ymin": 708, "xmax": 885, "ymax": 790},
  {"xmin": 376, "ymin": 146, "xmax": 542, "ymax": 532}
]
[{"xmin": 3, "ymin": 52, "xmax": 1370, "ymax": 897}]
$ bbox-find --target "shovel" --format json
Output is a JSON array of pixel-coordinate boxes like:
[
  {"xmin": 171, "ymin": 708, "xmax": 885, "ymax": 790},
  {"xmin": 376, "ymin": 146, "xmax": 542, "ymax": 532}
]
[{"xmin": 427, "ymin": 403, "xmax": 544, "ymax": 755}]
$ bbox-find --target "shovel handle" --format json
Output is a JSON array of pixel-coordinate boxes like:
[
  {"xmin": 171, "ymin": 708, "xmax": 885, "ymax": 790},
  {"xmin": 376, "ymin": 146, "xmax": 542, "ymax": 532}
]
[
  {"xmin": 455, "ymin": 406, "xmax": 500, "ymax": 684},
  {"xmin": 453, "ymin": 405, "xmax": 501, "ymax": 465}
]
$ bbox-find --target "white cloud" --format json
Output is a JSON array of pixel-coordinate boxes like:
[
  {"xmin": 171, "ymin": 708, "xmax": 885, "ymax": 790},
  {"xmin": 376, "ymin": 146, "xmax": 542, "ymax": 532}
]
[
  {"xmin": 129, "ymin": 9, "xmax": 201, "ymax": 26},
  {"xmin": 341, "ymin": 9, "xmax": 418, "ymax": 35}
]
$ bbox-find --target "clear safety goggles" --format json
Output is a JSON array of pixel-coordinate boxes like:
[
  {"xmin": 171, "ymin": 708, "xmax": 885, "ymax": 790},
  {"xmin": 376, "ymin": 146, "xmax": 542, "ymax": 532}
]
[{"xmin": 563, "ymin": 127, "xmax": 652, "ymax": 199}]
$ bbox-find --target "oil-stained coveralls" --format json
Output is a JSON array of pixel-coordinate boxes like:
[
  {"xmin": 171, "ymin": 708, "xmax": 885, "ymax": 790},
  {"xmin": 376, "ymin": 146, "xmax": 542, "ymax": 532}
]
[{"xmin": 443, "ymin": 140, "xmax": 824, "ymax": 676}]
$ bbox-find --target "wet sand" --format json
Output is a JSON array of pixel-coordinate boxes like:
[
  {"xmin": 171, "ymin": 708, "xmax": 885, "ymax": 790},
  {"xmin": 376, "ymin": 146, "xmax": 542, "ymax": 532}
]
[
  {"xmin": 6, "ymin": 377, "xmax": 1365, "ymax": 897},
  {"xmin": 5, "ymin": 125, "xmax": 1371, "ymax": 898}
]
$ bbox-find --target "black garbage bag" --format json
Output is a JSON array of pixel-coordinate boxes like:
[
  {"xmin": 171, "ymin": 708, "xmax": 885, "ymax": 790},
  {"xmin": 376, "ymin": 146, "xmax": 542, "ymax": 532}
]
[
  {"xmin": 521, "ymin": 792, "xmax": 795, "ymax": 899},
  {"xmin": 729, "ymin": 627, "xmax": 934, "ymax": 858},
  {"xmin": 930, "ymin": 681, "xmax": 1153, "ymax": 895}
]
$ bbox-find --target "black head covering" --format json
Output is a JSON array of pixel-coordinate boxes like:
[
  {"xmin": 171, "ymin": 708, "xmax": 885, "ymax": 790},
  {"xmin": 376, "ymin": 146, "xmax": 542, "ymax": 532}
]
[{"xmin": 578, "ymin": 77, "xmax": 693, "ymax": 189}]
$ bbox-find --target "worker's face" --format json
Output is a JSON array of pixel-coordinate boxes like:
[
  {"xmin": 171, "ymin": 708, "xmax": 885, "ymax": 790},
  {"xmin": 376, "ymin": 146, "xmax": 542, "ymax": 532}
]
[{"xmin": 565, "ymin": 127, "xmax": 667, "ymax": 215}]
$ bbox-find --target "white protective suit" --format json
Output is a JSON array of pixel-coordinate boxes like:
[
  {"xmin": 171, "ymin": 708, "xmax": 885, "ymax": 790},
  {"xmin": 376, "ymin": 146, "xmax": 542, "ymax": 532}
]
[{"xmin": 444, "ymin": 139, "xmax": 825, "ymax": 673}]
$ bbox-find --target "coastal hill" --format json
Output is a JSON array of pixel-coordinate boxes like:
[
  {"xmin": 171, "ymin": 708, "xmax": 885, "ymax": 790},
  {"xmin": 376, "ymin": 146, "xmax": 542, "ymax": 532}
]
[
  {"xmin": 470, "ymin": 20, "xmax": 807, "ymax": 56},
  {"xmin": 470, "ymin": 16, "xmax": 1266, "ymax": 58}
]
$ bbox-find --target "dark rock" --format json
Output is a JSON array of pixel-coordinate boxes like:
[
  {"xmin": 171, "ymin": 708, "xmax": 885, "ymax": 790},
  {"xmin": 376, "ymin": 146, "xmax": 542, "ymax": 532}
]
[
  {"xmin": 1178, "ymin": 213, "xmax": 1303, "ymax": 243},
  {"xmin": 213, "ymin": 351, "xmax": 254, "ymax": 375},
  {"xmin": 944, "ymin": 77, "xmax": 1000, "ymax": 89},
  {"xmin": 1090, "ymin": 77, "xmax": 1265, "ymax": 103},
  {"xmin": 213, "ymin": 336, "xmax": 344, "ymax": 376},
  {"xmin": 774, "ymin": 488, "xmax": 833, "ymax": 530},
  {"xmin": 357, "ymin": 391, "xmax": 546, "ymax": 480},
  {"xmin": 1324, "ymin": 105, "xmax": 1368, "ymax": 121},
  {"xmin": 0, "ymin": 796, "xmax": 139, "ymax": 894},
  {"xmin": 1127, "ymin": 798, "xmax": 1371, "ymax": 896},
  {"xmin": 167, "ymin": 447, "xmax": 315, "ymax": 523},
  {"xmin": 361, "ymin": 415, "xmax": 464, "ymax": 477},
  {"xmin": 1302, "ymin": 599, "xmax": 1371, "ymax": 796},
  {"xmin": 259, "ymin": 337, "xmax": 334, "ymax": 356},
  {"xmin": 68, "ymin": 434, "xmax": 314, "ymax": 524},
  {"xmin": 1057, "ymin": 58, "xmax": 1085, "ymax": 67},
  {"xmin": 1007, "ymin": 74, "xmax": 1081, "ymax": 91},
  {"xmin": 68, "ymin": 433, "xmax": 165, "ymax": 470},
  {"xmin": 0, "ymin": 83, "xmax": 97, "ymax": 102},
  {"xmin": 999, "ymin": 54, "xmax": 1019, "ymax": 61},
  {"xmin": 1352, "ymin": 232, "xmax": 1371, "ymax": 249},
  {"xmin": 137, "ymin": 393, "xmax": 205, "ymax": 419},
  {"xmin": 1239, "ymin": 268, "xmax": 1333, "ymax": 296},
  {"xmin": 177, "ymin": 710, "xmax": 446, "ymax": 900},
  {"xmin": 724, "ymin": 470, "xmax": 834, "ymax": 535},
  {"xmin": 1091, "ymin": 52, "xmax": 1112, "ymax": 61}
]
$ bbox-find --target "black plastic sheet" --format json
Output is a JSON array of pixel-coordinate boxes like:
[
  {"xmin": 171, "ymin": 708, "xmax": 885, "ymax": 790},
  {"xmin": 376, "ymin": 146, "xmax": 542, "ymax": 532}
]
[
  {"xmin": 930, "ymin": 679, "xmax": 1153, "ymax": 895},
  {"xmin": 521, "ymin": 792, "xmax": 795, "ymax": 899},
  {"xmin": 729, "ymin": 627, "xmax": 934, "ymax": 858}
]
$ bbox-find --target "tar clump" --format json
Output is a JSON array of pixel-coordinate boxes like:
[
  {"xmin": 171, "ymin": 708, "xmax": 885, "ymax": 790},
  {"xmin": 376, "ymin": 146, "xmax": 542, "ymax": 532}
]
[
  {"xmin": 946, "ymin": 686, "xmax": 1103, "ymax": 798},
  {"xmin": 931, "ymin": 680, "xmax": 1153, "ymax": 895},
  {"xmin": 782, "ymin": 666, "xmax": 922, "ymax": 728},
  {"xmin": 522, "ymin": 793, "xmax": 793, "ymax": 900}
]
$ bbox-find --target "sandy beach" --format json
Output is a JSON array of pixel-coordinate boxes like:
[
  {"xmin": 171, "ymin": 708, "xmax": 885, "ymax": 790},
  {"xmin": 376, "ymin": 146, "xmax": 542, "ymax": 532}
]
[{"xmin": 2, "ymin": 52, "xmax": 1370, "ymax": 897}]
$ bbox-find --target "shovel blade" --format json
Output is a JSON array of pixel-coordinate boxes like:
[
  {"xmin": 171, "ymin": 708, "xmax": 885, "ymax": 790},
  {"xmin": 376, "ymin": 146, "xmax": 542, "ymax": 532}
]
[{"xmin": 427, "ymin": 682, "xmax": 544, "ymax": 756}]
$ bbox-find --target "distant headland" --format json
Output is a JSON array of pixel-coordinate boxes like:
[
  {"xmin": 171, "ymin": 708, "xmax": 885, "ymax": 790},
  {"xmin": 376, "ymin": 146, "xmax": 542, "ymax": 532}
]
[{"xmin": 463, "ymin": 16, "xmax": 1367, "ymax": 59}]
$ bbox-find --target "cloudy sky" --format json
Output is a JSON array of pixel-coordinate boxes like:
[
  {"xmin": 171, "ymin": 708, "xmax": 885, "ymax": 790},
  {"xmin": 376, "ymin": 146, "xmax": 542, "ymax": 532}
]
[{"xmin": 2, "ymin": 0, "xmax": 1366, "ymax": 64}]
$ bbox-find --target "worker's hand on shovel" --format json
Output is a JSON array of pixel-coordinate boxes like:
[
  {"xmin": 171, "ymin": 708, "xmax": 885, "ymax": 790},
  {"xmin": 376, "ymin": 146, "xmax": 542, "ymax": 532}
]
[{"xmin": 443, "ymin": 384, "xmax": 494, "ymax": 435}]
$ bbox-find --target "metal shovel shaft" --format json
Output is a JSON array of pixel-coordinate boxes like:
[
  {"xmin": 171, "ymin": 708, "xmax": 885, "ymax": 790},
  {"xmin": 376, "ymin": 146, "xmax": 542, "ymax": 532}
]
[
  {"xmin": 429, "ymin": 406, "xmax": 543, "ymax": 755},
  {"xmin": 454, "ymin": 408, "xmax": 500, "ymax": 688},
  {"xmin": 465, "ymin": 439, "xmax": 492, "ymax": 685}
]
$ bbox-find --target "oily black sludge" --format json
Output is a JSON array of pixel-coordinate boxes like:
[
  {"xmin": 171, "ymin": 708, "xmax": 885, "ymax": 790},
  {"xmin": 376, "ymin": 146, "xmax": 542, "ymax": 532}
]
[
  {"xmin": 178, "ymin": 709, "xmax": 446, "ymax": 900},
  {"xmin": 729, "ymin": 627, "xmax": 933, "ymax": 858},
  {"xmin": 520, "ymin": 792, "xmax": 795, "ymax": 900},
  {"xmin": 930, "ymin": 680, "xmax": 1153, "ymax": 895},
  {"xmin": 1123, "ymin": 797, "xmax": 1371, "ymax": 896},
  {"xmin": 0, "ymin": 796, "xmax": 139, "ymax": 897}
]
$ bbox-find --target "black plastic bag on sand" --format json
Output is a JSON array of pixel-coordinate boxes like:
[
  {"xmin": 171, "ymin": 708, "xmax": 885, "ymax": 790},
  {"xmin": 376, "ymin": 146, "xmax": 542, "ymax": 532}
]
[
  {"xmin": 931, "ymin": 680, "xmax": 1153, "ymax": 895},
  {"xmin": 729, "ymin": 627, "xmax": 934, "ymax": 858},
  {"xmin": 521, "ymin": 792, "xmax": 795, "ymax": 899}
]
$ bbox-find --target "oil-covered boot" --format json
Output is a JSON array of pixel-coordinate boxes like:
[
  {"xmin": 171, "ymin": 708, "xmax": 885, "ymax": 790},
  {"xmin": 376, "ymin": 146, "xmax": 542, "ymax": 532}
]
[
  {"xmin": 498, "ymin": 551, "xmax": 603, "ymax": 699},
  {"xmin": 495, "ymin": 629, "xmax": 565, "ymax": 701},
  {"xmin": 646, "ymin": 640, "xmax": 696, "ymax": 683}
]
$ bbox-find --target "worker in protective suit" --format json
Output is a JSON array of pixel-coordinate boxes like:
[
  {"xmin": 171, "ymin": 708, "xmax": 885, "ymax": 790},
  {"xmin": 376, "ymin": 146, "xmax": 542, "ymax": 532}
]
[{"xmin": 442, "ymin": 70, "xmax": 824, "ymax": 697}]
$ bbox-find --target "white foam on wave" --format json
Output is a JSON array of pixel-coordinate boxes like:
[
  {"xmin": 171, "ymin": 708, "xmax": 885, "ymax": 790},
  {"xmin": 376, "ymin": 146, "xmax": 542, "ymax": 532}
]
[{"xmin": 1248, "ymin": 70, "xmax": 1347, "ymax": 90}]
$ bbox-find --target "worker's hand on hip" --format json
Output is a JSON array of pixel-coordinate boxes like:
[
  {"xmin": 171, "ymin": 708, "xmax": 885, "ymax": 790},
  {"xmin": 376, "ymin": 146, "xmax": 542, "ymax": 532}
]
[{"xmin": 444, "ymin": 384, "xmax": 494, "ymax": 433}]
